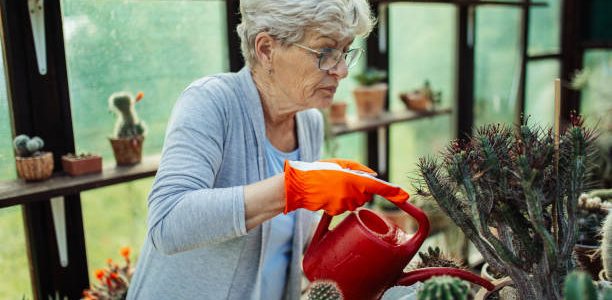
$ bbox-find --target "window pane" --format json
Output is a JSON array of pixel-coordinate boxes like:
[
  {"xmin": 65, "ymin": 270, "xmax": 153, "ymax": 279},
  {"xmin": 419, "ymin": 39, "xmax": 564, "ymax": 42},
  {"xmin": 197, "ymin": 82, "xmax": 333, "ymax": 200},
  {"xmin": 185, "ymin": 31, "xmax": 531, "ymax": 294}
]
[
  {"xmin": 528, "ymin": 0, "xmax": 561, "ymax": 55},
  {"xmin": 0, "ymin": 32, "xmax": 14, "ymax": 180},
  {"xmin": 579, "ymin": 50, "xmax": 612, "ymax": 122},
  {"xmin": 524, "ymin": 59, "xmax": 560, "ymax": 127},
  {"xmin": 388, "ymin": 3, "xmax": 455, "ymax": 185},
  {"xmin": 61, "ymin": 0, "xmax": 229, "ymax": 160},
  {"xmin": 475, "ymin": 7, "xmax": 521, "ymax": 126},
  {"xmin": 81, "ymin": 179, "xmax": 151, "ymax": 282}
]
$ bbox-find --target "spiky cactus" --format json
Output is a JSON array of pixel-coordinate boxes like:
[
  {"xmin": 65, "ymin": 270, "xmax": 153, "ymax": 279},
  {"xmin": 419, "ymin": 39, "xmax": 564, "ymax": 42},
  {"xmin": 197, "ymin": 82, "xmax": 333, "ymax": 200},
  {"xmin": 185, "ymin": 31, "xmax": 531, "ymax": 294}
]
[
  {"xmin": 418, "ymin": 115, "xmax": 597, "ymax": 299},
  {"xmin": 307, "ymin": 280, "xmax": 342, "ymax": 300},
  {"xmin": 109, "ymin": 91, "xmax": 146, "ymax": 139},
  {"xmin": 414, "ymin": 247, "xmax": 466, "ymax": 270},
  {"xmin": 563, "ymin": 271, "xmax": 597, "ymax": 300},
  {"xmin": 576, "ymin": 193, "xmax": 611, "ymax": 246},
  {"xmin": 13, "ymin": 134, "xmax": 44, "ymax": 157},
  {"xmin": 602, "ymin": 212, "xmax": 612, "ymax": 281},
  {"xmin": 417, "ymin": 276, "xmax": 470, "ymax": 300}
]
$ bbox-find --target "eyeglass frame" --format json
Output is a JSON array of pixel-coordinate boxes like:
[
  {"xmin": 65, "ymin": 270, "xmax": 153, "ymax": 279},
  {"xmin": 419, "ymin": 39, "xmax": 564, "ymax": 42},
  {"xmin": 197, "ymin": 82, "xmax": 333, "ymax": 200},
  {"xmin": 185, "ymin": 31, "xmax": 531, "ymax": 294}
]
[{"xmin": 293, "ymin": 43, "xmax": 363, "ymax": 71}]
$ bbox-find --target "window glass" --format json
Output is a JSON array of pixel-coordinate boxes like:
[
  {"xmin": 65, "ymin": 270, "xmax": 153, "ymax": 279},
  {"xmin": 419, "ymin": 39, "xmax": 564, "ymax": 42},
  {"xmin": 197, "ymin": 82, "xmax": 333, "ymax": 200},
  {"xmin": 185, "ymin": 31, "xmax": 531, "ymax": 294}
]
[
  {"xmin": 388, "ymin": 3, "xmax": 455, "ymax": 188},
  {"xmin": 60, "ymin": 0, "xmax": 228, "ymax": 282},
  {"xmin": 528, "ymin": 0, "xmax": 561, "ymax": 55},
  {"xmin": 61, "ymin": 0, "xmax": 228, "ymax": 160},
  {"xmin": 579, "ymin": 50, "xmax": 612, "ymax": 124},
  {"xmin": 0, "ymin": 25, "xmax": 32, "ymax": 300},
  {"xmin": 474, "ymin": 7, "xmax": 521, "ymax": 126},
  {"xmin": 524, "ymin": 59, "xmax": 560, "ymax": 127}
]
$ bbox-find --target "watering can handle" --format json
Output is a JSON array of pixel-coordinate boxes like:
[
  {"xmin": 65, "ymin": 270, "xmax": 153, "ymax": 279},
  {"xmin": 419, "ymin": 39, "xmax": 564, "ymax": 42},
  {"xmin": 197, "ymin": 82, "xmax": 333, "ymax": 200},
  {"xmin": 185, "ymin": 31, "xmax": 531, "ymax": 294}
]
[
  {"xmin": 395, "ymin": 267, "xmax": 495, "ymax": 291},
  {"xmin": 394, "ymin": 200, "xmax": 430, "ymax": 254},
  {"xmin": 310, "ymin": 213, "xmax": 333, "ymax": 246}
]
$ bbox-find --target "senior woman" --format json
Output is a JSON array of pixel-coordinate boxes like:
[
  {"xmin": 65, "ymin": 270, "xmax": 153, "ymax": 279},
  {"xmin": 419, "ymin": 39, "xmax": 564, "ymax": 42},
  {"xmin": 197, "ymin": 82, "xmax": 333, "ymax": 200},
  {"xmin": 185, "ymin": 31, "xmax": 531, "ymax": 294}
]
[{"xmin": 127, "ymin": 0, "xmax": 408, "ymax": 299}]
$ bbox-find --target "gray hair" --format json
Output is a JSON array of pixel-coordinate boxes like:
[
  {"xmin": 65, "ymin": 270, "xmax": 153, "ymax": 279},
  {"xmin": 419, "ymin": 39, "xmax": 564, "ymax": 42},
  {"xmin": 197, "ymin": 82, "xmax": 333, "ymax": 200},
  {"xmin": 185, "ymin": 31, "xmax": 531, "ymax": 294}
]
[{"xmin": 237, "ymin": 0, "xmax": 375, "ymax": 67}]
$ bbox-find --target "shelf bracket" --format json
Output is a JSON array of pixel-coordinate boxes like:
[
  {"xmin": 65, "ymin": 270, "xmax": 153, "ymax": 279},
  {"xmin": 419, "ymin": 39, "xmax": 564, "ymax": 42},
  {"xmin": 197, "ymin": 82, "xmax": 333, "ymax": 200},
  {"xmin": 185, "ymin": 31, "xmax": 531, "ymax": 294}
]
[
  {"xmin": 27, "ymin": 0, "xmax": 47, "ymax": 75},
  {"xmin": 51, "ymin": 196, "xmax": 69, "ymax": 267}
]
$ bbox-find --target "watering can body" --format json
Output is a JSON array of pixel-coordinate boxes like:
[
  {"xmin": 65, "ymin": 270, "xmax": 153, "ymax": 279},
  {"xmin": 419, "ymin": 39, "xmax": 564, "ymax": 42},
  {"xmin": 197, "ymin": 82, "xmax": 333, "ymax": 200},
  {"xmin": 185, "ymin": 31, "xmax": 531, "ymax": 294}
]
[{"xmin": 303, "ymin": 201, "xmax": 494, "ymax": 299}]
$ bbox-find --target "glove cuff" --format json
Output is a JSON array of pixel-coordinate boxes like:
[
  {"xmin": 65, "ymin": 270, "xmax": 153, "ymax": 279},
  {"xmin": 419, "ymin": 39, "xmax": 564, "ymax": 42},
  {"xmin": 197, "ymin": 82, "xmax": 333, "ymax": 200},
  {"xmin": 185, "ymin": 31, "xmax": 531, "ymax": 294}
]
[{"xmin": 284, "ymin": 160, "xmax": 304, "ymax": 214}]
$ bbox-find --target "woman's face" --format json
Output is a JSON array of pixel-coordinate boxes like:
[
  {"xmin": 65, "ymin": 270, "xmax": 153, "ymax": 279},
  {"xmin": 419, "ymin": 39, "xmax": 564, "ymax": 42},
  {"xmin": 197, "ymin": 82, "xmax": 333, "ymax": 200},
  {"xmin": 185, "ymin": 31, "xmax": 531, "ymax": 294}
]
[{"xmin": 270, "ymin": 31, "xmax": 353, "ymax": 110}]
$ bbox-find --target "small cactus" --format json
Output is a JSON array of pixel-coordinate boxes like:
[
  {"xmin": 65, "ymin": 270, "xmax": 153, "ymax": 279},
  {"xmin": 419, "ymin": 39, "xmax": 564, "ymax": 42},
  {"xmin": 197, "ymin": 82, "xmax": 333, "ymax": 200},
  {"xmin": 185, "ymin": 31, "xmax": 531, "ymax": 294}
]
[
  {"xmin": 415, "ymin": 247, "xmax": 466, "ymax": 270},
  {"xmin": 307, "ymin": 280, "xmax": 343, "ymax": 300},
  {"xmin": 563, "ymin": 271, "xmax": 597, "ymax": 300},
  {"xmin": 602, "ymin": 212, "xmax": 612, "ymax": 281},
  {"xmin": 13, "ymin": 134, "xmax": 44, "ymax": 157},
  {"xmin": 109, "ymin": 91, "xmax": 147, "ymax": 139},
  {"xmin": 417, "ymin": 276, "xmax": 470, "ymax": 300}
]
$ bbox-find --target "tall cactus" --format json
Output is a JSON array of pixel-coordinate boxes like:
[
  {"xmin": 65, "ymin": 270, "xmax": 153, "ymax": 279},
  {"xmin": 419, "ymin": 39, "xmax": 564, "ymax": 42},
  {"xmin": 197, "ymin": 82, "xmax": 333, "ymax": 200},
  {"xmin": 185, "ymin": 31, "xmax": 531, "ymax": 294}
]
[
  {"xmin": 13, "ymin": 134, "xmax": 44, "ymax": 157},
  {"xmin": 563, "ymin": 271, "xmax": 597, "ymax": 300},
  {"xmin": 109, "ymin": 91, "xmax": 147, "ymax": 139},
  {"xmin": 417, "ymin": 276, "xmax": 470, "ymax": 300},
  {"xmin": 602, "ymin": 211, "xmax": 612, "ymax": 281},
  {"xmin": 307, "ymin": 280, "xmax": 343, "ymax": 300},
  {"xmin": 418, "ymin": 115, "xmax": 596, "ymax": 299}
]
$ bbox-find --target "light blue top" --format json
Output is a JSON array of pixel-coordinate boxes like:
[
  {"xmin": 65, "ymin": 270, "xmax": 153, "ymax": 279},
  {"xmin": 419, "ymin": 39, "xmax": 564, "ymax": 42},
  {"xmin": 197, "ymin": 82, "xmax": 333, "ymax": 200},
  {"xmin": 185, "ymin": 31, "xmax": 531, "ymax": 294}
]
[
  {"xmin": 126, "ymin": 67, "xmax": 323, "ymax": 300},
  {"xmin": 260, "ymin": 138, "xmax": 299, "ymax": 300}
]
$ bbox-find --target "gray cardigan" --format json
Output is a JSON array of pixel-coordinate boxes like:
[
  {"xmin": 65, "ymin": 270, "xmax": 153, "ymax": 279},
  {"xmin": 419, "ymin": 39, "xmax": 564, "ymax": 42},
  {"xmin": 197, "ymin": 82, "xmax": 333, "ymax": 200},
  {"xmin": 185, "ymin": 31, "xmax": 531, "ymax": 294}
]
[{"xmin": 127, "ymin": 67, "xmax": 323, "ymax": 299}]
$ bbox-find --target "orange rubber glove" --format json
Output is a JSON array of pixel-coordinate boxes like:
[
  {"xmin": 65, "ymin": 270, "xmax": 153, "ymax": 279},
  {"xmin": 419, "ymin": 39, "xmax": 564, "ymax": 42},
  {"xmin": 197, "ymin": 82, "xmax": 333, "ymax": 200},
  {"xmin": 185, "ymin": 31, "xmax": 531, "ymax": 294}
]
[{"xmin": 284, "ymin": 159, "xmax": 409, "ymax": 215}]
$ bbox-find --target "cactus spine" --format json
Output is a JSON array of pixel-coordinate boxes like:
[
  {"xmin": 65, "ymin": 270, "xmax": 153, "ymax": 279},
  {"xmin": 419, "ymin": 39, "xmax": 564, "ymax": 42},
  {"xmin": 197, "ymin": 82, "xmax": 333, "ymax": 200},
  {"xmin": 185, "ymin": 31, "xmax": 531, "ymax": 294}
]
[
  {"xmin": 602, "ymin": 212, "xmax": 612, "ymax": 281},
  {"xmin": 307, "ymin": 280, "xmax": 342, "ymax": 300},
  {"xmin": 563, "ymin": 271, "xmax": 597, "ymax": 300},
  {"xmin": 109, "ymin": 91, "xmax": 146, "ymax": 139},
  {"xmin": 417, "ymin": 276, "xmax": 470, "ymax": 300},
  {"xmin": 418, "ymin": 115, "xmax": 597, "ymax": 299},
  {"xmin": 13, "ymin": 134, "xmax": 44, "ymax": 157}
]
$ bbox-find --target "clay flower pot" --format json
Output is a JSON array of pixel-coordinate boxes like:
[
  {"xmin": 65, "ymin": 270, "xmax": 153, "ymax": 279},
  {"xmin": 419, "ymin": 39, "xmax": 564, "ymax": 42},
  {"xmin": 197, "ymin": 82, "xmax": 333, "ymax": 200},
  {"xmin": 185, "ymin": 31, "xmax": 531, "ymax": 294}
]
[
  {"xmin": 400, "ymin": 91, "xmax": 433, "ymax": 112},
  {"xmin": 15, "ymin": 152, "xmax": 54, "ymax": 181},
  {"xmin": 109, "ymin": 136, "xmax": 144, "ymax": 166},
  {"xmin": 353, "ymin": 83, "xmax": 387, "ymax": 119},
  {"xmin": 329, "ymin": 102, "xmax": 348, "ymax": 125},
  {"xmin": 62, "ymin": 154, "xmax": 102, "ymax": 176}
]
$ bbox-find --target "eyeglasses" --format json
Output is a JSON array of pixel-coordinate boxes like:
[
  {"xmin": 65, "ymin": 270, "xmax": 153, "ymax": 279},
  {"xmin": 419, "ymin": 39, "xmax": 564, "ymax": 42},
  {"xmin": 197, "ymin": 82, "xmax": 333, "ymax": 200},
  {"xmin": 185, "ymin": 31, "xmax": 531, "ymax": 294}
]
[{"xmin": 293, "ymin": 43, "xmax": 363, "ymax": 71}]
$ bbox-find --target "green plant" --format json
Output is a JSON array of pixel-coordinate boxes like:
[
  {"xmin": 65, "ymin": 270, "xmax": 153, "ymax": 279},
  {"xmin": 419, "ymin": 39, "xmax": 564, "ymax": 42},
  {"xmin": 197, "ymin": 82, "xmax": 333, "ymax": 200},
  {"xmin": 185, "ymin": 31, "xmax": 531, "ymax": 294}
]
[
  {"xmin": 416, "ymin": 276, "xmax": 470, "ymax": 300},
  {"xmin": 13, "ymin": 135, "xmax": 44, "ymax": 157},
  {"xmin": 307, "ymin": 280, "xmax": 343, "ymax": 300},
  {"xmin": 576, "ymin": 193, "xmax": 611, "ymax": 246},
  {"xmin": 418, "ymin": 115, "xmax": 597, "ymax": 299},
  {"xmin": 353, "ymin": 68, "xmax": 386, "ymax": 86},
  {"xmin": 563, "ymin": 271, "xmax": 597, "ymax": 300},
  {"xmin": 414, "ymin": 247, "xmax": 466, "ymax": 270},
  {"xmin": 83, "ymin": 247, "xmax": 134, "ymax": 300},
  {"xmin": 109, "ymin": 91, "xmax": 147, "ymax": 139},
  {"xmin": 602, "ymin": 211, "xmax": 612, "ymax": 281}
]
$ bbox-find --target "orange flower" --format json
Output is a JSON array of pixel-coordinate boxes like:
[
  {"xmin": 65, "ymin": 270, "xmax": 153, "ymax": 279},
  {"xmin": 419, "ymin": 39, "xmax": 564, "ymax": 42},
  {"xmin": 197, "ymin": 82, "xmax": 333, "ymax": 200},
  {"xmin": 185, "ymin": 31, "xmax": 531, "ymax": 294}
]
[
  {"xmin": 106, "ymin": 258, "xmax": 113, "ymax": 265},
  {"xmin": 110, "ymin": 272, "xmax": 119, "ymax": 280},
  {"xmin": 135, "ymin": 91, "xmax": 144, "ymax": 102},
  {"xmin": 95, "ymin": 269, "xmax": 105, "ymax": 280},
  {"xmin": 120, "ymin": 246, "xmax": 131, "ymax": 259}
]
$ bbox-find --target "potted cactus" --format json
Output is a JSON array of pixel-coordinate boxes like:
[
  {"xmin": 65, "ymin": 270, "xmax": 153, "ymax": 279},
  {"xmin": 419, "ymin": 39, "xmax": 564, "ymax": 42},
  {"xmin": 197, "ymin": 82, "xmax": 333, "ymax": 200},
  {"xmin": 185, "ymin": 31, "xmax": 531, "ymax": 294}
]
[
  {"xmin": 417, "ymin": 276, "xmax": 471, "ymax": 300},
  {"xmin": 574, "ymin": 192, "xmax": 611, "ymax": 278},
  {"xmin": 13, "ymin": 134, "xmax": 53, "ymax": 181},
  {"xmin": 61, "ymin": 153, "xmax": 102, "ymax": 176},
  {"xmin": 353, "ymin": 68, "xmax": 387, "ymax": 119},
  {"xmin": 108, "ymin": 91, "xmax": 146, "ymax": 165},
  {"xmin": 418, "ymin": 115, "xmax": 597, "ymax": 299},
  {"xmin": 600, "ymin": 211, "xmax": 612, "ymax": 283},
  {"xmin": 306, "ymin": 280, "xmax": 343, "ymax": 300},
  {"xmin": 399, "ymin": 80, "xmax": 442, "ymax": 112}
]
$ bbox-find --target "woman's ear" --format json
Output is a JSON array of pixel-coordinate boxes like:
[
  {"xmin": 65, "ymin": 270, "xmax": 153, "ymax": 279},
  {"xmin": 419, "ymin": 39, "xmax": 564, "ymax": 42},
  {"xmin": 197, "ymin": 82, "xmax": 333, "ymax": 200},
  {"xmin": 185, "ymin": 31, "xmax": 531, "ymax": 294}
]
[{"xmin": 254, "ymin": 32, "xmax": 276, "ymax": 70}]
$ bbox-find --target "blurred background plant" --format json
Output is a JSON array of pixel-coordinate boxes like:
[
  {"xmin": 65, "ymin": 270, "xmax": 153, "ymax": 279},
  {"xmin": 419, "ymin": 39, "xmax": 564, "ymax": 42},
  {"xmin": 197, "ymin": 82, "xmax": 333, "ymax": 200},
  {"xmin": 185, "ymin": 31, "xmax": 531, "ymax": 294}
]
[{"xmin": 82, "ymin": 246, "xmax": 134, "ymax": 300}]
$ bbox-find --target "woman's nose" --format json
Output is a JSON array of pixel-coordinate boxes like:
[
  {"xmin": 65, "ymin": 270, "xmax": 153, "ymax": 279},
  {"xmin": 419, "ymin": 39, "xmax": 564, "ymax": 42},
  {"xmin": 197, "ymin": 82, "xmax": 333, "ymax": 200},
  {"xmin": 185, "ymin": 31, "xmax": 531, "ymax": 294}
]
[{"xmin": 328, "ymin": 59, "xmax": 349, "ymax": 79}]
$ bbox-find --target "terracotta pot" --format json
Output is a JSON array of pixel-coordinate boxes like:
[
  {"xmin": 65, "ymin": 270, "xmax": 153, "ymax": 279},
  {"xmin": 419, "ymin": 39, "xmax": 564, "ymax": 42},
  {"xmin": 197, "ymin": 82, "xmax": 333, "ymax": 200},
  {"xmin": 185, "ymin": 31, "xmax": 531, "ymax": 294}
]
[
  {"xmin": 62, "ymin": 154, "xmax": 102, "ymax": 176},
  {"xmin": 574, "ymin": 243, "xmax": 602, "ymax": 279},
  {"xmin": 353, "ymin": 83, "xmax": 387, "ymax": 119},
  {"xmin": 109, "ymin": 136, "xmax": 144, "ymax": 166},
  {"xmin": 399, "ymin": 92, "xmax": 432, "ymax": 112},
  {"xmin": 329, "ymin": 102, "xmax": 347, "ymax": 125},
  {"xmin": 15, "ymin": 152, "xmax": 54, "ymax": 181}
]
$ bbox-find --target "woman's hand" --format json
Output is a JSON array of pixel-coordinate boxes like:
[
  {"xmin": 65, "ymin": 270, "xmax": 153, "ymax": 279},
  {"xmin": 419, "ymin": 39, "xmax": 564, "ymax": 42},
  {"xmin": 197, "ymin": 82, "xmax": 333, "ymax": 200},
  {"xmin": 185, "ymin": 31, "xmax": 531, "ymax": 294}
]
[{"xmin": 283, "ymin": 159, "xmax": 409, "ymax": 215}]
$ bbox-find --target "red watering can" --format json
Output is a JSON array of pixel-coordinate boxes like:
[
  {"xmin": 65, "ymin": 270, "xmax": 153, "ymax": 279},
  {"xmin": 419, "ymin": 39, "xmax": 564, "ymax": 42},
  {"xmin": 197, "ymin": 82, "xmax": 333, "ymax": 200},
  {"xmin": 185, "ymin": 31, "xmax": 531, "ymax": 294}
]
[{"xmin": 303, "ymin": 200, "xmax": 494, "ymax": 300}]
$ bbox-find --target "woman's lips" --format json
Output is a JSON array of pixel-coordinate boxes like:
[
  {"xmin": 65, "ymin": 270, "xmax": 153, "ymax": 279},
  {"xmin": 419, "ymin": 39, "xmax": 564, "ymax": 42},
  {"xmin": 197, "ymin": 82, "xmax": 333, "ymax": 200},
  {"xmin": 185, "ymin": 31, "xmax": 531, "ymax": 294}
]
[{"xmin": 320, "ymin": 86, "xmax": 337, "ymax": 94}]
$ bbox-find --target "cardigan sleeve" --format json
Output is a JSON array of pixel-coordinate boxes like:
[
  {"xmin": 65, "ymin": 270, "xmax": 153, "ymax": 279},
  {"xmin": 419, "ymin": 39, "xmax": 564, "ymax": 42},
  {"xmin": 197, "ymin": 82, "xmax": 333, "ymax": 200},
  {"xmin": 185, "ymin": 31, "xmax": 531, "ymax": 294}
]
[{"xmin": 147, "ymin": 81, "xmax": 248, "ymax": 255}]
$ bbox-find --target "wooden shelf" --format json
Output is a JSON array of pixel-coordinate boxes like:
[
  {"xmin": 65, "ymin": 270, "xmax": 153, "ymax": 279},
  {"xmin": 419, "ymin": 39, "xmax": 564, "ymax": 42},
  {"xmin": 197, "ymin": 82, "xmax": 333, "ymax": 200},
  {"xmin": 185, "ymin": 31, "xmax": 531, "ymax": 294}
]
[
  {"xmin": 0, "ymin": 155, "xmax": 160, "ymax": 208},
  {"xmin": 372, "ymin": 0, "xmax": 546, "ymax": 7},
  {"xmin": 332, "ymin": 108, "xmax": 452, "ymax": 136}
]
